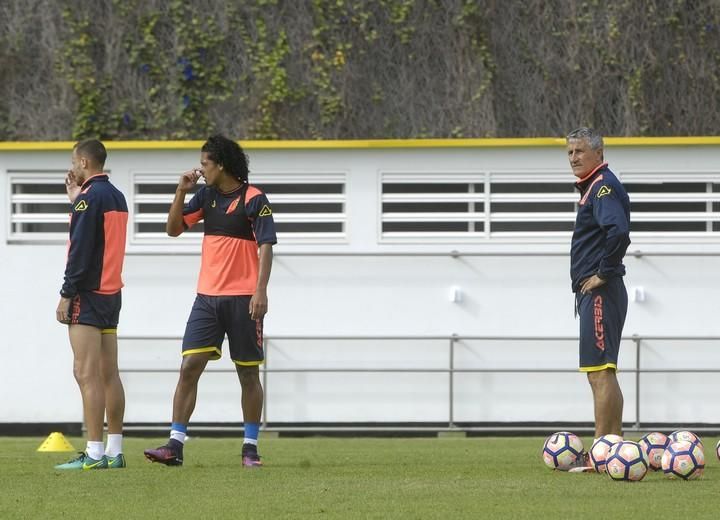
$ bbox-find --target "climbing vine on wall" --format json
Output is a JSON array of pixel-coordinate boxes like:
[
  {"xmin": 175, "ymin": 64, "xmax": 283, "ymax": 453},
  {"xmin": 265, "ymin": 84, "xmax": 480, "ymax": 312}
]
[{"xmin": 2, "ymin": 0, "xmax": 719, "ymax": 140}]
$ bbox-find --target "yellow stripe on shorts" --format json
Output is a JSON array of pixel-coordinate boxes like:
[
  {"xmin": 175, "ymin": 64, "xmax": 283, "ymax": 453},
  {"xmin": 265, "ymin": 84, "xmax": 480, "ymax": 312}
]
[
  {"xmin": 579, "ymin": 363, "xmax": 617, "ymax": 373},
  {"xmin": 183, "ymin": 346, "xmax": 222, "ymax": 359},
  {"xmin": 233, "ymin": 359, "xmax": 264, "ymax": 367}
]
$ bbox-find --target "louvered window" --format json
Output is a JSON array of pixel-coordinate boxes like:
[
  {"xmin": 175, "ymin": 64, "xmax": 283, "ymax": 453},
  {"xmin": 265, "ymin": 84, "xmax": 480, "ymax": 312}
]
[
  {"xmin": 381, "ymin": 170, "xmax": 720, "ymax": 242},
  {"xmin": 622, "ymin": 172, "xmax": 720, "ymax": 236},
  {"xmin": 132, "ymin": 172, "xmax": 347, "ymax": 245},
  {"xmin": 8, "ymin": 172, "xmax": 70, "ymax": 242}
]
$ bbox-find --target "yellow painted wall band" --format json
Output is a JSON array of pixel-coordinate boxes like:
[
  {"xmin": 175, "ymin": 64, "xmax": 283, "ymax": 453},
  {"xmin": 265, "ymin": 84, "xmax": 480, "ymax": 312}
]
[{"xmin": 1, "ymin": 136, "xmax": 720, "ymax": 151}]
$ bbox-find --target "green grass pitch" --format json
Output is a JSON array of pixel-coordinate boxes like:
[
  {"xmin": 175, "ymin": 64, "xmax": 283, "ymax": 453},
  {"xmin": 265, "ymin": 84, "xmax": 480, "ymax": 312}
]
[{"xmin": 0, "ymin": 436, "xmax": 718, "ymax": 519}]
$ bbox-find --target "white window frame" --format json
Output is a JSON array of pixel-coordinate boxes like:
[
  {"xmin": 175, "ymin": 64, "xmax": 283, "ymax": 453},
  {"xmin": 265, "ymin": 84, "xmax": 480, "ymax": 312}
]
[
  {"xmin": 7, "ymin": 171, "xmax": 70, "ymax": 243},
  {"xmin": 379, "ymin": 169, "xmax": 720, "ymax": 245},
  {"xmin": 129, "ymin": 170, "xmax": 349, "ymax": 251}
]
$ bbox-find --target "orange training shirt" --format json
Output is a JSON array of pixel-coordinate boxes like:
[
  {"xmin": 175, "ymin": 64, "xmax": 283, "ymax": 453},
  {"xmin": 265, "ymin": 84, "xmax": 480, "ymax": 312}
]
[{"xmin": 182, "ymin": 183, "xmax": 277, "ymax": 296}]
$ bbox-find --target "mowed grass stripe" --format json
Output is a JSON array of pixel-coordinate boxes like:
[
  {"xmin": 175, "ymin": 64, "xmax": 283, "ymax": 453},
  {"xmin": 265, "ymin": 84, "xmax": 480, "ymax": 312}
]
[{"xmin": 0, "ymin": 437, "xmax": 718, "ymax": 519}]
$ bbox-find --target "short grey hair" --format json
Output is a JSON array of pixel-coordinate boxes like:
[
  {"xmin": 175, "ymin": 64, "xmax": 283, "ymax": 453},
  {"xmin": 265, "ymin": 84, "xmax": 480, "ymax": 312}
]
[{"xmin": 566, "ymin": 127, "xmax": 604, "ymax": 151}]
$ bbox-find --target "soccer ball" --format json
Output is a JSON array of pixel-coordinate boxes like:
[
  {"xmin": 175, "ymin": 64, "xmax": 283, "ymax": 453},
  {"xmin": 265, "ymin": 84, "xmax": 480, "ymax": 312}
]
[
  {"xmin": 542, "ymin": 431, "xmax": 584, "ymax": 471},
  {"xmin": 668, "ymin": 430, "xmax": 702, "ymax": 447},
  {"xmin": 605, "ymin": 441, "xmax": 648, "ymax": 481},
  {"xmin": 638, "ymin": 432, "xmax": 669, "ymax": 470},
  {"xmin": 661, "ymin": 441, "xmax": 705, "ymax": 480},
  {"xmin": 589, "ymin": 434, "xmax": 623, "ymax": 473},
  {"xmin": 716, "ymin": 439, "xmax": 720, "ymax": 461}
]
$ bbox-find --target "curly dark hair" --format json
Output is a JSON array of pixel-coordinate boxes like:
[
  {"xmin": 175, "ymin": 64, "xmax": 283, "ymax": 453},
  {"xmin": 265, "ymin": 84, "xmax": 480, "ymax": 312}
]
[{"xmin": 201, "ymin": 134, "xmax": 249, "ymax": 182}]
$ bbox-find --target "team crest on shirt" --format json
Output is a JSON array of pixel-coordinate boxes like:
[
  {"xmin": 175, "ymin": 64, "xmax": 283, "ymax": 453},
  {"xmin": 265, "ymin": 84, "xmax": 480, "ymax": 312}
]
[
  {"xmin": 74, "ymin": 200, "xmax": 88, "ymax": 211},
  {"xmin": 596, "ymin": 186, "xmax": 612, "ymax": 198},
  {"xmin": 259, "ymin": 205, "xmax": 272, "ymax": 217}
]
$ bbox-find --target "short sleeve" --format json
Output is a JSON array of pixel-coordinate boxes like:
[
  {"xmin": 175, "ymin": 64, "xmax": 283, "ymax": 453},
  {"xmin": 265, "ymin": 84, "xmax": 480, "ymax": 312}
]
[
  {"xmin": 182, "ymin": 187, "xmax": 206, "ymax": 229},
  {"xmin": 245, "ymin": 187, "xmax": 277, "ymax": 245}
]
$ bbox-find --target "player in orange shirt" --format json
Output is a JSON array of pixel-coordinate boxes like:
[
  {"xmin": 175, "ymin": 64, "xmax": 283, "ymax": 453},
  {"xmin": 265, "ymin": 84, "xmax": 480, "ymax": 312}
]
[{"xmin": 145, "ymin": 135, "xmax": 276, "ymax": 467}]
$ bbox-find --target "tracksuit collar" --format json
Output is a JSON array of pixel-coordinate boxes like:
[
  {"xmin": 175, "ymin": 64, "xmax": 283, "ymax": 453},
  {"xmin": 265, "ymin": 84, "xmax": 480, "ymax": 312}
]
[{"xmin": 575, "ymin": 162, "xmax": 607, "ymax": 192}]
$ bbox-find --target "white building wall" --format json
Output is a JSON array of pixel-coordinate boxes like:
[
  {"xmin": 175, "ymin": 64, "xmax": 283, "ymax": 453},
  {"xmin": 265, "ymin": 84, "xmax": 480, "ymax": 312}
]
[{"xmin": 1, "ymin": 140, "xmax": 719, "ymax": 427}]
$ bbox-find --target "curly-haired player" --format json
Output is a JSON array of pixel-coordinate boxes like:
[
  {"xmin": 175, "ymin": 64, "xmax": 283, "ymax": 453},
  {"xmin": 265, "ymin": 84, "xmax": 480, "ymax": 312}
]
[{"xmin": 145, "ymin": 135, "xmax": 277, "ymax": 468}]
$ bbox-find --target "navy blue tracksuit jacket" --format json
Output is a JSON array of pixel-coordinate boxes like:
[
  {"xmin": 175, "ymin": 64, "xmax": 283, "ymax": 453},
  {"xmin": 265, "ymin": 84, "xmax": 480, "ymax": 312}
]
[
  {"xmin": 570, "ymin": 163, "xmax": 631, "ymax": 293},
  {"xmin": 61, "ymin": 174, "xmax": 128, "ymax": 298}
]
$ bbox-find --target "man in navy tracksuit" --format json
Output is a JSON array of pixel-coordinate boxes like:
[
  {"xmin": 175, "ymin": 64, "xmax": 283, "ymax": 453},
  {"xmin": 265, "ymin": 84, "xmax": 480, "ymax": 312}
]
[
  {"xmin": 568, "ymin": 127, "xmax": 630, "ymax": 446},
  {"xmin": 54, "ymin": 139, "xmax": 128, "ymax": 470}
]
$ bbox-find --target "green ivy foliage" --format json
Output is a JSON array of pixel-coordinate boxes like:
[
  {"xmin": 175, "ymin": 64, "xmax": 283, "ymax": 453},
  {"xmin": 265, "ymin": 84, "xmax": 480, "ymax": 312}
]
[
  {"xmin": 2, "ymin": 0, "xmax": 720, "ymax": 140},
  {"xmin": 232, "ymin": 1, "xmax": 296, "ymax": 139},
  {"xmin": 57, "ymin": 9, "xmax": 111, "ymax": 140}
]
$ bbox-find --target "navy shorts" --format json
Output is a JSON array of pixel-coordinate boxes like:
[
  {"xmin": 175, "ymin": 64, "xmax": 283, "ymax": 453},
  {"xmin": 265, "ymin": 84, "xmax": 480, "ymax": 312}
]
[
  {"xmin": 577, "ymin": 277, "xmax": 627, "ymax": 372},
  {"xmin": 70, "ymin": 291, "xmax": 121, "ymax": 333},
  {"xmin": 182, "ymin": 294, "xmax": 264, "ymax": 366}
]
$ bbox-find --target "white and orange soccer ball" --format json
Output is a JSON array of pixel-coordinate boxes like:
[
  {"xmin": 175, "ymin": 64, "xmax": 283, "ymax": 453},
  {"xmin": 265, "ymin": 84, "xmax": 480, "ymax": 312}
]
[
  {"xmin": 605, "ymin": 441, "xmax": 648, "ymax": 481},
  {"xmin": 661, "ymin": 440, "xmax": 705, "ymax": 480},
  {"xmin": 542, "ymin": 431, "xmax": 584, "ymax": 471},
  {"xmin": 668, "ymin": 430, "xmax": 702, "ymax": 448},
  {"xmin": 638, "ymin": 432, "xmax": 669, "ymax": 471},
  {"xmin": 589, "ymin": 434, "xmax": 623, "ymax": 473}
]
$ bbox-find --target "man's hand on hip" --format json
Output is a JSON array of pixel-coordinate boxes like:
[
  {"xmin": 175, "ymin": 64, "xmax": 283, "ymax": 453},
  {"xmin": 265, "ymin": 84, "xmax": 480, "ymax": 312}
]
[{"xmin": 580, "ymin": 275, "xmax": 607, "ymax": 295}]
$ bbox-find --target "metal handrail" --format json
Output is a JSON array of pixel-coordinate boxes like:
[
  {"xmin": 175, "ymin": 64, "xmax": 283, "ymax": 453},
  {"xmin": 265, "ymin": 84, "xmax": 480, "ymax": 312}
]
[
  {"xmin": 123, "ymin": 250, "xmax": 720, "ymax": 257},
  {"xmin": 117, "ymin": 334, "xmax": 720, "ymax": 432}
]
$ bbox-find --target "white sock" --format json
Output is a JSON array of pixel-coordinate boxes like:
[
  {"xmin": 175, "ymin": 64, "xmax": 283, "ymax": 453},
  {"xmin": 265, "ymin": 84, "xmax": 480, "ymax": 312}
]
[
  {"xmin": 243, "ymin": 438, "xmax": 258, "ymax": 446},
  {"xmin": 170, "ymin": 430, "xmax": 187, "ymax": 444},
  {"xmin": 106, "ymin": 434, "xmax": 123, "ymax": 457},
  {"xmin": 86, "ymin": 441, "xmax": 105, "ymax": 460}
]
